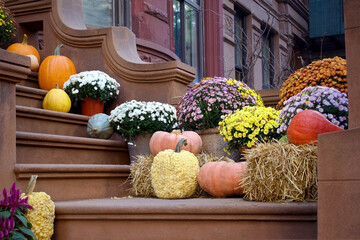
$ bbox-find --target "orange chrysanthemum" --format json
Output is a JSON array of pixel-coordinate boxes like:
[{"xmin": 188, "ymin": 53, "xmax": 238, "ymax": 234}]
[{"xmin": 277, "ymin": 57, "xmax": 347, "ymax": 109}]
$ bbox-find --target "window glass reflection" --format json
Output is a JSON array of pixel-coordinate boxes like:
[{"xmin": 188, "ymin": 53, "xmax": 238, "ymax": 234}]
[
  {"xmin": 82, "ymin": 0, "xmax": 114, "ymax": 28},
  {"xmin": 173, "ymin": 0, "xmax": 181, "ymax": 58},
  {"xmin": 184, "ymin": 3, "xmax": 198, "ymax": 69}
]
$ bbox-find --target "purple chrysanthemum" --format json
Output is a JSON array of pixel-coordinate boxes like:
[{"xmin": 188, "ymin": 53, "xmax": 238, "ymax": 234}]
[
  {"xmin": 177, "ymin": 77, "xmax": 263, "ymax": 130},
  {"xmin": 277, "ymin": 86, "xmax": 348, "ymax": 134}
]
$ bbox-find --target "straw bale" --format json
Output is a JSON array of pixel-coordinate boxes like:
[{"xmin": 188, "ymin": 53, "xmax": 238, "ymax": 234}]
[
  {"xmin": 128, "ymin": 155, "xmax": 155, "ymax": 197},
  {"xmin": 128, "ymin": 152, "xmax": 235, "ymax": 198},
  {"xmin": 240, "ymin": 141, "xmax": 317, "ymax": 202}
]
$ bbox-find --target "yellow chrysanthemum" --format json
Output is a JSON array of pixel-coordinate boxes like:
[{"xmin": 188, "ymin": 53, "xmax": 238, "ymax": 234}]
[{"xmin": 219, "ymin": 106, "xmax": 281, "ymax": 151}]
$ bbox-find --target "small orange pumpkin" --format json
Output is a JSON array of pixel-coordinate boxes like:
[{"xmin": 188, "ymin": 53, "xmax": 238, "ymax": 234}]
[
  {"xmin": 38, "ymin": 44, "xmax": 76, "ymax": 91},
  {"xmin": 287, "ymin": 109, "xmax": 344, "ymax": 145},
  {"xmin": 7, "ymin": 34, "xmax": 41, "ymax": 63},
  {"xmin": 149, "ymin": 129, "xmax": 202, "ymax": 156},
  {"xmin": 197, "ymin": 161, "xmax": 247, "ymax": 198}
]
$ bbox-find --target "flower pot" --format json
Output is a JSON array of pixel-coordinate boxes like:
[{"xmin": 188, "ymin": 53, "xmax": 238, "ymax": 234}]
[
  {"xmin": 127, "ymin": 133, "xmax": 152, "ymax": 162},
  {"xmin": 81, "ymin": 97, "xmax": 104, "ymax": 116},
  {"xmin": 196, "ymin": 128, "xmax": 241, "ymax": 162}
]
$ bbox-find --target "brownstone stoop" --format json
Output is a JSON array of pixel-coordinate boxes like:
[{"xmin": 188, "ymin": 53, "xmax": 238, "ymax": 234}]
[{"xmin": 0, "ymin": 0, "xmax": 317, "ymax": 239}]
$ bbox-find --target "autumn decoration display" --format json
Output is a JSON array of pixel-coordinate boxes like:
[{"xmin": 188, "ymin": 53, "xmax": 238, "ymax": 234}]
[
  {"xmin": 277, "ymin": 86, "xmax": 348, "ymax": 135},
  {"xmin": 219, "ymin": 106, "xmax": 281, "ymax": 151},
  {"xmin": 277, "ymin": 57, "xmax": 347, "ymax": 109},
  {"xmin": 177, "ymin": 77, "xmax": 263, "ymax": 131}
]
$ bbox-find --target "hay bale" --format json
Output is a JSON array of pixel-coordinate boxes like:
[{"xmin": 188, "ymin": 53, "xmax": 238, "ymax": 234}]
[
  {"xmin": 240, "ymin": 141, "xmax": 317, "ymax": 202},
  {"xmin": 129, "ymin": 155, "xmax": 155, "ymax": 197},
  {"xmin": 128, "ymin": 152, "xmax": 235, "ymax": 198}
]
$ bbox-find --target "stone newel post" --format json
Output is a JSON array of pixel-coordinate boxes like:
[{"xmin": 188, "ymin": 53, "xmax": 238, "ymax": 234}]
[{"xmin": 0, "ymin": 50, "xmax": 31, "ymax": 190}]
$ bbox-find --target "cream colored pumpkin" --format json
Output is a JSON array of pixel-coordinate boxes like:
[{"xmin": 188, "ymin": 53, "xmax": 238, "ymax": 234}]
[{"xmin": 27, "ymin": 54, "xmax": 39, "ymax": 72}]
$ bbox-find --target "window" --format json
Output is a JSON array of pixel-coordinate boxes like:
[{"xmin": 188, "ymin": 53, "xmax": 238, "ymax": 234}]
[
  {"xmin": 82, "ymin": 0, "xmax": 131, "ymax": 28},
  {"xmin": 234, "ymin": 8, "xmax": 247, "ymax": 83},
  {"xmin": 173, "ymin": 0, "xmax": 203, "ymax": 81},
  {"xmin": 262, "ymin": 29, "xmax": 274, "ymax": 89}
]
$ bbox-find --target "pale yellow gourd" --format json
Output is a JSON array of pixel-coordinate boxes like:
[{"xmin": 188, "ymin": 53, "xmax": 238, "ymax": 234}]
[{"xmin": 42, "ymin": 84, "xmax": 71, "ymax": 113}]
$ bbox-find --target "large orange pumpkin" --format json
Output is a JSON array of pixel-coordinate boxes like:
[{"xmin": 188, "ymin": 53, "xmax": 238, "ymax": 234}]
[
  {"xmin": 197, "ymin": 161, "xmax": 247, "ymax": 198},
  {"xmin": 149, "ymin": 129, "xmax": 202, "ymax": 156},
  {"xmin": 287, "ymin": 109, "xmax": 344, "ymax": 145},
  {"xmin": 38, "ymin": 44, "xmax": 76, "ymax": 91},
  {"xmin": 7, "ymin": 34, "xmax": 41, "ymax": 63}
]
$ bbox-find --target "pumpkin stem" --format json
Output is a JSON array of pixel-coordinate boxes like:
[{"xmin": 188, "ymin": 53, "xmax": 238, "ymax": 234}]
[
  {"xmin": 21, "ymin": 34, "xmax": 28, "ymax": 45},
  {"xmin": 171, "ymin": 129, "xmax": 182, "ymax": 135},
  {"xmin": 54, "ymin": 44, "xmax": 64, "ymax": 55},
  {"xmin": 25, "ymin": 175, "xmax": 38, "ymax": 196},
  {"xmin": 55, "ymin": 83, "xmax": 59, "ymax": 89},
  {"xmin": 175, "ymin": 138, "xmax": 187, "ymax": 153}
]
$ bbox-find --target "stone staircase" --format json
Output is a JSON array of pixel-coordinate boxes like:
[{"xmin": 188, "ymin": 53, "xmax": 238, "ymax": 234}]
[
  {"xmin": 0, "ymin": 55, "xmax": 317, "ymax": 240},
  {"xmin": 14, "ymin": 73, "xmax": 131, "ymax": 203},
  {"xmin": 0, "ymin": 0, "xmax": 317, "ymax": 238}
]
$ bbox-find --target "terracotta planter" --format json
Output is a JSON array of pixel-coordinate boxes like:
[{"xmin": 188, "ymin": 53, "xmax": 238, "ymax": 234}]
[
  {"xmin": 127, "ymin": 133, "xmax": 152, "ymax": 162},
  {"xmin": 196, "ymin": 128, "xmax": 241, "ymax": 162},
  {"xmin": 81, "ymin": 97, "xmax": 104, "ymax": 116}
]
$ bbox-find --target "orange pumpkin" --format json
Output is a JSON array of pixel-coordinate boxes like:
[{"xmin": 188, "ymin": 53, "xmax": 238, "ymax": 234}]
[
  {"xmin": 149, "ymin": 129, "xmax": 202, "ymax": 156},
  {"xmin": 197, "ymin": 161, "xmax": 247, "ymax": 198},
  {"xmin": 7, "ymin": 34, "xmax": 41, "ymax": 63},
  {"xmin": 38, "ymin": 44, "xmax": 76, "ymax": 91},
  {"xmin": 287, "ymin": 109, "xmax": 344, "ymax": 145}
]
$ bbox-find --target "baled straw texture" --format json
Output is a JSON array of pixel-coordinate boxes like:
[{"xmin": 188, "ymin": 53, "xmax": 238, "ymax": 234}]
[
  {"xmin": 129, "ymin": 152, "xmax": 234, "ymax": 198},
  {"xmin": 240, "ymin": 141, "xmax": 317, "ymax": 202}
]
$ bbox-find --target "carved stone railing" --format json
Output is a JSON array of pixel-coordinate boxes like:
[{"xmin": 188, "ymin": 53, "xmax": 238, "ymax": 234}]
[{"xmin": 6, "ymin": 0, "xmax": 195, "ymax": 112}]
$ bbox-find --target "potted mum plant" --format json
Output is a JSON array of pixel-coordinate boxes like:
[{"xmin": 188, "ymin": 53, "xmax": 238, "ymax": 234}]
[
  {"xmin": 177, "ymin": 76, "xmax": 264, "ymax": 160},
  {"xmin": 109, "ymin": 100, "xmax": 178, "ymax": 159},
  {"xmin": 277, "ymin": 86, "xmax": 348, "ymax": 135},
  {"xmin": 63, "ymin": 70, "xmax": 120, "ymax": 116},
  {"xmin": 0, "ymin": 1, "xmax": 16, "ymax": 47},
  {"xmin": 218, "ymin": 106, "xmax": 281, "ymax": 153}
]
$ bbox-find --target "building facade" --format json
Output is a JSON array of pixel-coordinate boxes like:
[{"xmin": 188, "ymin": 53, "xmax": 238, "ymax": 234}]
[{"xmin": 71, "ymin": 0, "xmax": 309, "ymax": 89}]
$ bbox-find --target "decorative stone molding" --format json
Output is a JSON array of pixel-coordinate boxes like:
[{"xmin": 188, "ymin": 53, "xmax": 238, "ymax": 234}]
[
  {"xmin": 224, "ymin": 14, "xmax": 234, "ymax": 41},
  {"xmin": 143, "ymin": 1, "xmax": 168, "ymax": 23}
]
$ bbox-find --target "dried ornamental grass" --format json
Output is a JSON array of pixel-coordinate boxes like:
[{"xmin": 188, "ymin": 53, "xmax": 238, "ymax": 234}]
[
  {"xmin": 277, "ymin": 57, "xmax": 347, "ymax": 109},
  {"xmin": 129, "ymin": 153, "xmax": 234, "ymax": 198},
  {"xmin": 128, "ymin": 155, "xmax": 155, "ymax": 197},
  {"xmin": 240, "ymin": 141, "xmax": 317, "ymax": 202}
]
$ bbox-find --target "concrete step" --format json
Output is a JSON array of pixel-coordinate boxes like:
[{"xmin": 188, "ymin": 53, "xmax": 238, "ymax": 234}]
[
  {"xmin": 16, "ymin": 105, "xmax": 89, "ymax": 137},
  {"xmin": 16, "ymin": 84, "xmax": 47, "ymax": 108},
  {"xmin": 16, "ymin": 131, "xmax": 130, "ymax": 165},
  {"xmin": 53, "ymin": 198, "xmax": 317, "ymax": 240},
  {"xmin": 14, "ymin": 163, "xmax": 131, "ymax": 201}
]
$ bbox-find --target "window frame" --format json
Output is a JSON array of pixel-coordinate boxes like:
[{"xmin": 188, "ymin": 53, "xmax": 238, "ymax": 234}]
[
  {"xmin": 234, "ymin": 7, "xmax": 247, "ymax": 83},
  {"xmin": 173, "ymin": 0, "xmax": 204, "ymax": 82},
  {"xmin": 261, "ymin": 26, "xmax": 275, "ymax": 89},
  {"xmin": 82, "ymin": 0, "xmax": 131, "ymax": 29}
]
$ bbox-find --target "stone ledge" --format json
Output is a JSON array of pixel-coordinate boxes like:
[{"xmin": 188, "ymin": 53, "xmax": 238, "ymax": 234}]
[
  {"xmin": 54, "ymin": 198, "xmax": 317, "ymax": 240},
  {"xmin": 14, "ymin": 164, "xmax": 131, "ymax": 201}
]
